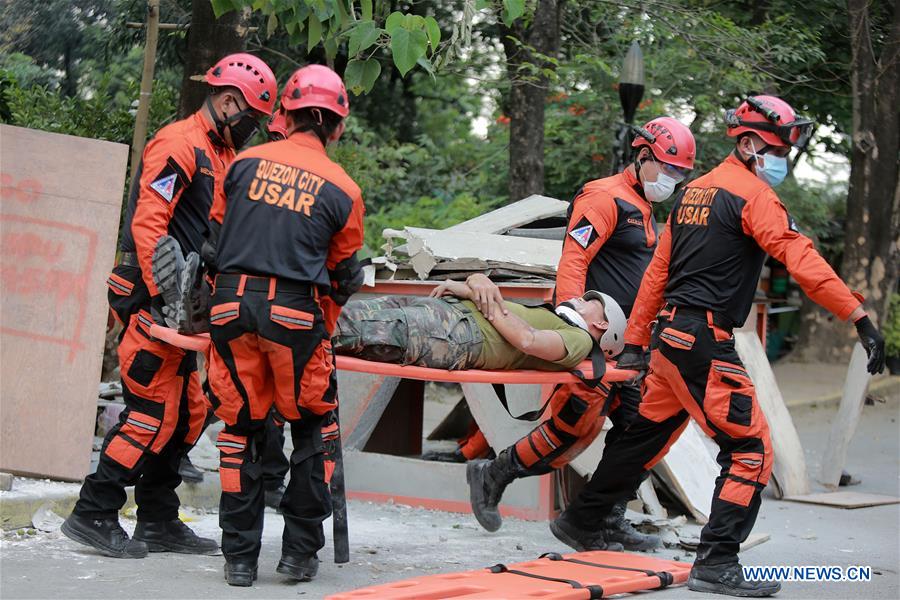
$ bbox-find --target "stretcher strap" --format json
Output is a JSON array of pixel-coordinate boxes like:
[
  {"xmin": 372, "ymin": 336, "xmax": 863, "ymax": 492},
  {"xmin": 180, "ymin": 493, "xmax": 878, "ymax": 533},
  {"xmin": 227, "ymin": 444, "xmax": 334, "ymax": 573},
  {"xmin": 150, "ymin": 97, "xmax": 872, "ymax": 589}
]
[
  {"xmin": 540, "ymin": 552, "xmax": 674, "ymax": 588},
  {"xmin": 491, "ymin": 383, "xmax": 546, "ymax": 421},
  {"xmin": 488, "ymin": 564, "xmax": 604, "ymax": 599}
]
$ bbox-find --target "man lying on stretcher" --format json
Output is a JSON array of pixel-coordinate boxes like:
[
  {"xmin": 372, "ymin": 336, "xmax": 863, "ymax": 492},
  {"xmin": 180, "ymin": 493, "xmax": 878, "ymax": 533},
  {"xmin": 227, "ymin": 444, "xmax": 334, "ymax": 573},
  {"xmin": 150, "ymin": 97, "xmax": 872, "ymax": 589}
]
[{"xmin": 332, "ymin": 280, "xmax": 627, "ymax": 372}]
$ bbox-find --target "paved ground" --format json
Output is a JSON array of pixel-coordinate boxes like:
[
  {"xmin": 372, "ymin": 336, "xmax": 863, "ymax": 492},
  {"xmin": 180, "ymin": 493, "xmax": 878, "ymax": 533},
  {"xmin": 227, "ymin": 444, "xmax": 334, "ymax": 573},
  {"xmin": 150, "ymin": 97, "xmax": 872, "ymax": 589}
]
[{"xmin": 2, "ymin": 390, "xmax": 897, "ymax": 599}]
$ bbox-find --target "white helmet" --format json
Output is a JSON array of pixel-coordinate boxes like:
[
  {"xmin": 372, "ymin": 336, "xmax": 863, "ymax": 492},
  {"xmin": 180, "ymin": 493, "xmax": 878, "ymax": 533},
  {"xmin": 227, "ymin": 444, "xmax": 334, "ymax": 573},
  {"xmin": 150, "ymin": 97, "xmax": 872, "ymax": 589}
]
[{"xmin": 582, "ymin": 291, "xmax": 627, "ymax": 358}]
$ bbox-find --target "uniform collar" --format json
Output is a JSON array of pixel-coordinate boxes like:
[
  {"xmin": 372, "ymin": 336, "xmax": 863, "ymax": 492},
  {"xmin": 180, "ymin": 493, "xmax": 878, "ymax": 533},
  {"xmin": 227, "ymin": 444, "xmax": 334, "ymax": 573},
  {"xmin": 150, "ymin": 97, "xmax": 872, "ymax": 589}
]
[
  {"xmin": 196, "ymin": 110, "xmax": 228, "ymax": 148},
  {"xmin": 288, "ymin": 130, "xmax": 327, "ymax": 154},
  {"xmin": 724, "ymin": 152, "xmax": 751, "ymax": 171},
  {"xmin": 621, "ymin": 167, "xmax": 640, "ymax": 190},
  {"xmin": 618, "ymin": 168, "xmax": 648, "ymax": 205}
]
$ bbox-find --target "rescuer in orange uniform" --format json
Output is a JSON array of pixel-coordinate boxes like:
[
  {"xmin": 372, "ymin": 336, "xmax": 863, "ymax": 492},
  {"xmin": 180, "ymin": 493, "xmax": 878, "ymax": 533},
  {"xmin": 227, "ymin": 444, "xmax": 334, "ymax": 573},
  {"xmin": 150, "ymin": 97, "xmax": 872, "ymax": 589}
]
[
  {"xmin": 467, "ymin": 118, "xmax": 696, "ymax": 545},
  {"xmin": 205, "ymin": 65, "xmax": 364, "ymax": 587},
  {"xmin": 62, "ymin": 54, "xmax": 277, "ymax": 560},
  {"xmin": 552, "ymin": 96, "xmax": 886, "ymax": 597}
]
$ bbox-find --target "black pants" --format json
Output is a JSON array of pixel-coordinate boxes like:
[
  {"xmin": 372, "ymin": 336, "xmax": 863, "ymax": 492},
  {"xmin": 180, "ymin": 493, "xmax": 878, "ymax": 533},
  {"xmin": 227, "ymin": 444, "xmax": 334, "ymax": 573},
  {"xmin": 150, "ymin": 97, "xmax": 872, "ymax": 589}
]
[
  {"xmin": 217, "ymin": 416, "xmax": 330, "ymax": 560},
  {"xmin": 263, "ymin": 409, "xmax": 289, "ymax": 491},
  {"xmin": 564, "ymin": 309, "xmax": 773, "ymax": 565},
  {"xmin": 75, "ymin": 265, "xmax": 206, "ymax": 521},
  {"xmin": 208, "ymin": 276, "xmax": 336, "ymax": 561}
]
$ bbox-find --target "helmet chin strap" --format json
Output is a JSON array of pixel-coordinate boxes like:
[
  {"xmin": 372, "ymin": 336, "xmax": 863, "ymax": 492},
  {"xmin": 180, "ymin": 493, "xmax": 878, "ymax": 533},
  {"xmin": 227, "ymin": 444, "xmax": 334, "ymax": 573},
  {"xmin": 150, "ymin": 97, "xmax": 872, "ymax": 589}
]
[
  {"xmin": 555, "ymin": 304, "xmax": 590, "ymax": 332},
  {"xmin": 205, "ymin": 96, "xmax": 228, "ymax": 146}
]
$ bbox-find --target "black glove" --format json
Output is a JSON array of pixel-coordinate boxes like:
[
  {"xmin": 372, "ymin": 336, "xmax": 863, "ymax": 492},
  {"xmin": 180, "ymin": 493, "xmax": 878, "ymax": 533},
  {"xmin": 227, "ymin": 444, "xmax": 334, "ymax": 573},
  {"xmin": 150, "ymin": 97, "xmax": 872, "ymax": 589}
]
[
  {"xmin": 854, "ymin": 315, "xmax": 885, "ymax": 374},
  {"xmin": 149, "ymin": 294, "xmax": 170, "ymax": 327},
  {"xmin": 616, "ymin": 343, "xmax": 649, "ymax": 371}
]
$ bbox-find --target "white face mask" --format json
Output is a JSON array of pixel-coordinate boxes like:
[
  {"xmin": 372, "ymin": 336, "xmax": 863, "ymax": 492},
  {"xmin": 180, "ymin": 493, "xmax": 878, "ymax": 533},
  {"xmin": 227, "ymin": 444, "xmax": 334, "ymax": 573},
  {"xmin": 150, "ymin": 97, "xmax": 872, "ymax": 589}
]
[{"xmin": 642, "ymin": 157, "xmax": 679, "ymax": 203}]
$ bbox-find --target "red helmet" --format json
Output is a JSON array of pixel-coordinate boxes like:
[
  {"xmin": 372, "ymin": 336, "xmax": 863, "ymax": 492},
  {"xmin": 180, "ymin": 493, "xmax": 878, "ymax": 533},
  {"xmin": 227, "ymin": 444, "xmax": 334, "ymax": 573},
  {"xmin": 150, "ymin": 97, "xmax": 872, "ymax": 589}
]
[
  {"xmin": 205, "ymin": 53, "xmax": 277, "ymax": 115},
  {"xmin": 267, "ymin": 110, "xmax": 289, "ymax": 141},
  {"xmin": 281, "ymin": 64, "xmax": 349, "ymax": 118},
  {"xmin": 725, "ymin": 95, "xmax": 814, "ymax": 149},
  {"xmin": 631, "ymin": 116, "xmax": 696, "ymax": 170}
]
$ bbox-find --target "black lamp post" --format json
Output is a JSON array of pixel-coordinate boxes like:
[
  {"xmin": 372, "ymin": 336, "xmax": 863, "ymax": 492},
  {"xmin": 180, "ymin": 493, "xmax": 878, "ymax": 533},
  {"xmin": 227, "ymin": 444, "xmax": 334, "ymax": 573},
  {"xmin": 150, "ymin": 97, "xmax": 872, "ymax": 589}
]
[{"xmin": 611, "ymin": 42, "xmax": 645, "ymax": 174}]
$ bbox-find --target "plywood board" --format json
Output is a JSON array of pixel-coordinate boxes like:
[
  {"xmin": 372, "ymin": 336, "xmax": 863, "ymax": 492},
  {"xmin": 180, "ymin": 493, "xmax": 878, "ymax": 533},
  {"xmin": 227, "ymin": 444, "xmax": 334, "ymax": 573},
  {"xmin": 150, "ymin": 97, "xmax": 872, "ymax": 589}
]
[
  {"xmin": 0, "ymin": 125, "xmax": 128, "ymax": 480},
  {"xmin": 460, "ymin": 383, "xmax": 543, "ymax": 451},
  {"xmin": 653, "ymin": 422, "xmax": 717, "ymax": 524},
  {"xmin": 783, "ymin": 491, "xmax": 900, "ymax": 509},
  {"xmin": 446, "ymin": 194, "xmax": 567, "ymax": 235},
  {"xmin": 735, "ymin": 328, "xmax": 810, "ymax": 497},
  {"xmin": 819, "ymin": 343, "xmax": 871, "ymax": 489},
  {"xmin": 740, "ymin": 532, "xmax": 770, "ymax": 551}
]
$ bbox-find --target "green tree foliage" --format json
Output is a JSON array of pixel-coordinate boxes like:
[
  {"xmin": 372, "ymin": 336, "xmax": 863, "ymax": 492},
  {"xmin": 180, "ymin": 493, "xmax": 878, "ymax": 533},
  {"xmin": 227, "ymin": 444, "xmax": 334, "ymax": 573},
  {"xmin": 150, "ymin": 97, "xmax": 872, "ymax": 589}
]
[
  {"xmin": 209, "ymin": 0, "xmax": 469, "ymax": 92},
  {"xmin": 1, "ymin": 0, "xmax": 871, "ymax": 261}
]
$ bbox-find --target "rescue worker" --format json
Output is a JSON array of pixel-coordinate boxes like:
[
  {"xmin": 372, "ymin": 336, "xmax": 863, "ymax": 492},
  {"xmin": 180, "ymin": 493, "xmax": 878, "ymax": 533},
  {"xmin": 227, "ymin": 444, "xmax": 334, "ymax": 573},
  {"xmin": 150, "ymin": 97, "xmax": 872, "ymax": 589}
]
[
  {"xmin": 552, "ymin": 95, "xmax": 886, "ymax": 597},
  {"xmin": 61, "ymin": 53, "xmax": 277, "ymax": 559},
  {"xmin": 205, "ymin": 64, "xmax": 364, "ymax": 587},
  {"xmin": 466, "ymin": 117, "xmax": 696, "ymax": 542}
]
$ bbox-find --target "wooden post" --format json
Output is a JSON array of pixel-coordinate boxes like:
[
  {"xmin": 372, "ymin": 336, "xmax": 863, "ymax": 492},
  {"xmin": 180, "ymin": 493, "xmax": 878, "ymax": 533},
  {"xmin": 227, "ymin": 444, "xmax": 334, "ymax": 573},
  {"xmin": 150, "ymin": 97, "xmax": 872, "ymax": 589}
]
[{"xmin": 130, "ymin": 0, "xmax": 161, "ymax": 179}]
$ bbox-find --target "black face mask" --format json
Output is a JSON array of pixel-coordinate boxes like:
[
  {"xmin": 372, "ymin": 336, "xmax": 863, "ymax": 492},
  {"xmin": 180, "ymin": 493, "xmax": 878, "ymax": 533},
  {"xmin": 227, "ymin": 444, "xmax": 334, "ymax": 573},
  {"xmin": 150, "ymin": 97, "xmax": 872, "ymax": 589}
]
[{"xmin": 207, "ymin": 96, "xmax": 260, "ymax": 149}]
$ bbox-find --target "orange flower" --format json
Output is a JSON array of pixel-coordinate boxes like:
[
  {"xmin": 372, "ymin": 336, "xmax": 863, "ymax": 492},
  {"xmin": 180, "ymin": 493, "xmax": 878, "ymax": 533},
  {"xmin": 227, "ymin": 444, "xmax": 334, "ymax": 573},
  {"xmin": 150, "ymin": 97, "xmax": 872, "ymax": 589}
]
[
  {"xmin": 591, "ymin": 153, "xmax": 605, "ymax": 162},
  {"xmin": 568, "ymin": 104, "xmax": 586, "ymax": 116},
  {"xmin": 639, "ymin": 98, "xmax": 653, "ymax": 110},
  {"xmin": 496, "ymin": 114, "xmax": 511, "ymax": 125},
  {"xmin": 549, "ymin": 92, "xmax": 569, "ymax": 103},
  {"xmin": 588, "ymin": 135, "xmax": 597, "ymax": 143}
]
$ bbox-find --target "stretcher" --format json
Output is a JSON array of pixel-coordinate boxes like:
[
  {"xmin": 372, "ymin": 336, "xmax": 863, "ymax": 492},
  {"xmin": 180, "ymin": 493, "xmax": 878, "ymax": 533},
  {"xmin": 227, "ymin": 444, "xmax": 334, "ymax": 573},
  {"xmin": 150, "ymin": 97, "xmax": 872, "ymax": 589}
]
[
  {"xmin": 148, "ymin": 324, "xmax": 637, "ymax": 384},
  {"xmin": 326, "ymin": 550, "xmax": 692, "ymax": 599}
]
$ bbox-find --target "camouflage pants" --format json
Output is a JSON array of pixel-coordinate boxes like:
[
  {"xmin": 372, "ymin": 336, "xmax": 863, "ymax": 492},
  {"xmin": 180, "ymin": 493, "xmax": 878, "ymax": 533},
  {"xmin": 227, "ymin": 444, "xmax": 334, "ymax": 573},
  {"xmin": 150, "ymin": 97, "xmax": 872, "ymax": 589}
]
[{"xmin": 332, "ymin": 296, "xmax": 484, "ymax": 370}]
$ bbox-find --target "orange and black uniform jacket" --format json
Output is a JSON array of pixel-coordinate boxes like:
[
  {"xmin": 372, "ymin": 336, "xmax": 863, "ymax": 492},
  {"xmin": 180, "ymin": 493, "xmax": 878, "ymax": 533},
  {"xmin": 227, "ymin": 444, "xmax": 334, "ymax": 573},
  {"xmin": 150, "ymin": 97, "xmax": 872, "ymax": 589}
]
[
  {"xmin": 210, "ymin": 131, "xmax": 364, "ymax": 288},
  {"xmin": 625, "ymin": 154, "xmax": 861, "ymax": 346},
  {"xmin": 119, "ymin": 111, "xmax": 234, "ymax": 295},
  {"xmin": 555, "ymin": 169, "xmax": 657, "ymax": 315}
]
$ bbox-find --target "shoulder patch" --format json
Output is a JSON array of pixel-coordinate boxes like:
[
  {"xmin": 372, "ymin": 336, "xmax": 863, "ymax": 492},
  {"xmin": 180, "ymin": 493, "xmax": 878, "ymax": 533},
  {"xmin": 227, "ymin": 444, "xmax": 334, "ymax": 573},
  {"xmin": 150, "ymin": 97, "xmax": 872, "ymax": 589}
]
[
  {"xmin": 787, "ymin": 213, "xmax": 800, "ymax": 233},
  {"xmin": 147, "ymin": 157, "xmax": 189, "ymax": 204},
  {"xmin": 569, "ymin": 224, "xmax": 594, "ymax": 248},
  {"xmin": 150, "ymin": 173, "xmax": 178, "ymax": 202}
]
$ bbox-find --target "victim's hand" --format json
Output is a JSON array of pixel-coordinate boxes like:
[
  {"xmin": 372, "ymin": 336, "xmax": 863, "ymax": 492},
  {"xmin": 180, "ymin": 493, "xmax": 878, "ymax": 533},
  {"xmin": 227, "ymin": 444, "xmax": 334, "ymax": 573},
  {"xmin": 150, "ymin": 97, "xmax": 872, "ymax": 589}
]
[
  {"xmin": 429, "ymin": 279, "xmax": 470, "ymax": 300},
  {"xmin": 465, "ymin": 273, "xmax": 507, "ymax": 321}
]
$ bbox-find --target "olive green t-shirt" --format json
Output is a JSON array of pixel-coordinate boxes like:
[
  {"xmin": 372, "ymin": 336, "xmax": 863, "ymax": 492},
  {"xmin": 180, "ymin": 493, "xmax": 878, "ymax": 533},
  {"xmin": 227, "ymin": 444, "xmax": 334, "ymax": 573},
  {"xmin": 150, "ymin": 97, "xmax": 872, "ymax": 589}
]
[{"xmin": 461, "ymin": 300, "xmax": 593, "ymax": 371}]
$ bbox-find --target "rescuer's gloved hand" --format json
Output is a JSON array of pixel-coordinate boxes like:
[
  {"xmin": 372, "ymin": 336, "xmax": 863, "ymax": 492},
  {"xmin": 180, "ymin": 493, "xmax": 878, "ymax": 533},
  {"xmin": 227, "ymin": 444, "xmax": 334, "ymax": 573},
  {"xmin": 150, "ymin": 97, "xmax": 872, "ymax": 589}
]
[
  {"xmin": 854, "ymin": 315, "xmax": 885, "ymax": 375},
  {"xmin": 616, "ymin": 344, "xmax": 649, "ymax": 371},
  {"xmin": 150, "ymin": 294, "xmax": 172, "ymax": 328}
]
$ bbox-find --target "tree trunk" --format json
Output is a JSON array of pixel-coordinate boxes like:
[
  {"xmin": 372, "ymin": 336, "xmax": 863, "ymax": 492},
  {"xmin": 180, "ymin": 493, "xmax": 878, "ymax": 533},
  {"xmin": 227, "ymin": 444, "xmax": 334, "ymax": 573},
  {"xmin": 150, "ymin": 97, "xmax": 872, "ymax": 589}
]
[
  {"xmin": 500, "ymin": 0, "xmax": 561, "ymax": 203},
  {"xmin": 177, "ymin": 0, "xmax": 250, "ymax": 118},
  {"xmin": 795, "ymin": 0, "xmax": 900, "ymax": 362},
  {"xmin": 62, "ymin": 43, "xmax": 77, "ymax": 98}
]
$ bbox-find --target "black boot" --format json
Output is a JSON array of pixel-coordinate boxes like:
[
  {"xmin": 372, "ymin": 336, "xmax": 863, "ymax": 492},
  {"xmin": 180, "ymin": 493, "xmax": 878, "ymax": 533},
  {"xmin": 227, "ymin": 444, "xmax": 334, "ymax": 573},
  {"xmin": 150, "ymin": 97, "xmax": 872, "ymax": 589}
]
[
  {"xmin": 599, "ymin": 500, "xmax": 662, "ymax": 551},
  {"xmin": 466, "ymin": 449, "xmax": 521, "ymax": 532},
  {"xmin": 688, "ymin": 562, "xmax": 781, "ymax": 597},
  {"xmin": 133, "ymin": 519, "xmax": 219, "ymax": 555},
  {"xmin": 61, "ymin": 513, "xmax": 148, "ymax": 559},
  {"xmin": 276, "ymin": 553, "xmax": 319, "ymax": 582},
  {"xmin": 264, "ymin": 484, "xmax": 286, "ymax": 511},
  {"xmin": 224, "ymin": 561, "xmax": 258, "ymax": 587},
  {"xmin": 549, "ymin": 511, "xmax": 624, "ymax": 552},
  {"xmin": 178, "ymin": 455, "xmax": 204, "ymax": 483}
]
